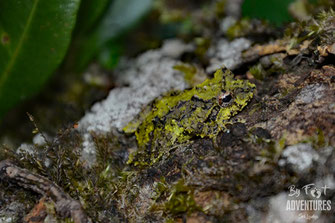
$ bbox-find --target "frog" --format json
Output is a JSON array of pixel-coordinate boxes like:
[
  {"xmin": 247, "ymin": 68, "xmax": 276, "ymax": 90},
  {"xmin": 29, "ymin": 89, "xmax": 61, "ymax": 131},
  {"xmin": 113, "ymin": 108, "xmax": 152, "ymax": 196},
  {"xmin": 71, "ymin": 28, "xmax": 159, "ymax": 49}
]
[{"xmin": 123, "ymin": 68, "xmax": 256, "ymax": 166}]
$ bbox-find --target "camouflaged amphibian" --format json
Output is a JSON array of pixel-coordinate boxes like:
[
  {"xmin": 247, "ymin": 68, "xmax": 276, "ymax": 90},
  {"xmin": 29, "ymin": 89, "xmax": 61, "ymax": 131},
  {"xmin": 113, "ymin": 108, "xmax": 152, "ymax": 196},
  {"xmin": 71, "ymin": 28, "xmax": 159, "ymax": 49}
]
[{"xmin": 124, "ymin": 68, "xmax": 256, "ymax": 166}]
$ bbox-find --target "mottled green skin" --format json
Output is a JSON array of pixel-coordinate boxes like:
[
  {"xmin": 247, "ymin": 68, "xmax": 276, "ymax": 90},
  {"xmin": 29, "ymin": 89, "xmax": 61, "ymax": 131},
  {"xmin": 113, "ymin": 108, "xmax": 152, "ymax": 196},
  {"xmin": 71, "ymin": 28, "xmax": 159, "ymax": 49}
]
[{"xmin": 124, "ymin": 68, "xmax": 256, "ymax": 166}]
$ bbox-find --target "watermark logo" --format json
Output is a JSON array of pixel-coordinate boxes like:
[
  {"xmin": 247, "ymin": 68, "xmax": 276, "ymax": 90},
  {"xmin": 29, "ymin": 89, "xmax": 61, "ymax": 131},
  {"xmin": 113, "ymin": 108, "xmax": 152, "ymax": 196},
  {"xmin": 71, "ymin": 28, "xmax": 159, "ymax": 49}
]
[{"xmin": 286, "ymin": 184, "xmax": 332, "ymax": 219}]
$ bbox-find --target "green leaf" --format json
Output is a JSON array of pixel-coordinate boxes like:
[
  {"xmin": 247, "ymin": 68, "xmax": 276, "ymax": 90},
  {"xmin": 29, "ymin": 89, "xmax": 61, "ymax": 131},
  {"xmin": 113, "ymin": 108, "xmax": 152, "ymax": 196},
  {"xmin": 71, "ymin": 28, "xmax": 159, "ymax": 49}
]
[
  {"xmin": 64, "ymin": 0, "xmax": 112, "ymax": 71},
  {"xmin": 74, "ymin": 0, "xmax": 111, "ymax": 35},
  {"xmin": 98, "ymin": 39, "xmax": 124, "ymax": 69},
  {"xmin": 0, "ymin": 0, "xmax": 80, "ymax": 118},
  {"xmin": 73, "ymin": 0, "xmax": 153, "ymax": 71},
  {"xmin": 242, "ymin": 0, "xmax": 294, "ymax": 25}
]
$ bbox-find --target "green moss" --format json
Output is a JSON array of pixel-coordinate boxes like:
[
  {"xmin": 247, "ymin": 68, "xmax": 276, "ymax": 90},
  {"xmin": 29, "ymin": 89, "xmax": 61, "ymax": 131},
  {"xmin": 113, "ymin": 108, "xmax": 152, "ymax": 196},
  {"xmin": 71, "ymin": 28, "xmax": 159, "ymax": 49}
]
[
  {"xmin": 194, "ymin": 37, "xmax": 211, "ymax": 60},
  {"xmin": 173, "ymin": 63, "xmax": 198, "ymax": 86},
  {"xmin": 307, "ymin": 9, "xmax": 335, "ymax": 43},
  {"xmin": 164, "ymin": 179, "xmax": 200, "ymax": 215},
  {"xmin": 152, "ymin": 177, "xmax": 169, "ymax": 201},
  {"xmin": 1, "ymin": 125, "xmax": 129, "ymax": 222},
  {"xmin": 300, "ymin": 128, "xmax": 329, "ymax": 149},
  {"xmin": 285, "ymin": 9, "xmax": 335, "ymax": 46},
  {"xmin": 249, "ymin": 64, "xmax": 266, "ymax": 80},
  {"xmin": 226, "ymin": 18, "xmax": 253, "ymax": 39},
  {"xmin": 257, "ymin": 134, "xmax": 286, "ymax": 162},
  {"xmin": 151, "ymin": 178, "xmax": 201, "ymax": 216},
  {"xmin": 215, "ymin": 0, "xmax": 227, "ymax": 18}
]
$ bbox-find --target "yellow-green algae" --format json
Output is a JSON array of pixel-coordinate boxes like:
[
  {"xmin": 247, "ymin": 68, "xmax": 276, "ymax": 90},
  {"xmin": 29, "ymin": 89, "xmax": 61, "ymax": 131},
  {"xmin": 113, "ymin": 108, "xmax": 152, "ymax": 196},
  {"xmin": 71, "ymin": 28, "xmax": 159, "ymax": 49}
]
[{"xmin": 124, "ymin": 68, "xmax": 256, "ymax": 166}]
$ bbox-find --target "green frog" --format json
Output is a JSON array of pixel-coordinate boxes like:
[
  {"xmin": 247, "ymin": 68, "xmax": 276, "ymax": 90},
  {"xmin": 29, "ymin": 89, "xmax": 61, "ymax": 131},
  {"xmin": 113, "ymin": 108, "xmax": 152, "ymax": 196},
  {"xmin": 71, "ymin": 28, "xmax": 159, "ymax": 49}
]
[{"xmin": 123, "ymin": 68, "xmax": 256, "ymax": 166}]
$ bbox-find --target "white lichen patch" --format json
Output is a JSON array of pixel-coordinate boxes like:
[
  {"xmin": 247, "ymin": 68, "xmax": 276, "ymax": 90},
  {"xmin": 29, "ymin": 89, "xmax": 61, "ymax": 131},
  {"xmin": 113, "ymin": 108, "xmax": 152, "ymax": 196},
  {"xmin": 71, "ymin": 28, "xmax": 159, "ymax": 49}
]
[
  {"xmin": 206, "ymin": 38, "xmax": 252, "ymax": 73},
  {"xmin": 279, "ymin": 143, "xmax": 319, "ymax": 173},
  {"xmin": 220, "ymin": 16, "xmax": 237, "ymax": 33},
  {"xmin": 78, "ymin": 39, "xmax": 191, "ymax": 164},
  {"xmin": 296, "ymin": 84, "xmax": 326, "ymax": 104},
  {"xmin": 32, "ymin": 133, "xmax": 49, "ymax": 146},
  {"xmin": 265, "ymin": 193, "xmax": 312, "ymax": 223},
  {"xmin": 16, "ymin": 143, "xmax": 35, "ymax": 156}
]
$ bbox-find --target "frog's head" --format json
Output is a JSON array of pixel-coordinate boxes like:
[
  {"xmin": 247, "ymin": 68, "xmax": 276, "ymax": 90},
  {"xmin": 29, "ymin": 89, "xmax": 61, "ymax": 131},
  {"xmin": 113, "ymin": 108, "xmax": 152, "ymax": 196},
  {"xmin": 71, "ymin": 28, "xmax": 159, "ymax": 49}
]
[
  {"xmin": 218, "ymin": 68, "xmax": 256, "ymax": 108},
  {"xmin": 208, "ymin": 68, "xmax": 256, "ymax": 120}
]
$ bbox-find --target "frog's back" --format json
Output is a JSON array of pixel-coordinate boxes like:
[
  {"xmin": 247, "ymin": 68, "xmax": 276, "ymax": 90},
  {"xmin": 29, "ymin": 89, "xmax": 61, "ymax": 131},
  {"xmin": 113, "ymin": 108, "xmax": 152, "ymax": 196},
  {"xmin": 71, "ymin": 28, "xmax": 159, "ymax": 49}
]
[{"xmin": 124, "ymin": 68, "xmax": 256, "ymax": 166}]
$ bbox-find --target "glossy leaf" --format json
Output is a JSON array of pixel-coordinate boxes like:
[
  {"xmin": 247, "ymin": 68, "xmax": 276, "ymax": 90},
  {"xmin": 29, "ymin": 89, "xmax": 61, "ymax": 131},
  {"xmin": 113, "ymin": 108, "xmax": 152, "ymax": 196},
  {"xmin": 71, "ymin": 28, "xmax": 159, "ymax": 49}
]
[
  {"xmin": 98, "ymin": 39, "xmax": 124, "ymax": 69},
  {"xmin": 0, "ymin": 0, "xmax": 80, "ymax": 118},
  {"xmin": 73, "ymin": 0, "xmax": 153, "ymax": 70},
  {"xmin": 74, "ymin": 0, "xmax": 111, "ymax": 35},
  {"xmin": 242, "ymin": 0, "xmax": 294, "ymax": 25}
]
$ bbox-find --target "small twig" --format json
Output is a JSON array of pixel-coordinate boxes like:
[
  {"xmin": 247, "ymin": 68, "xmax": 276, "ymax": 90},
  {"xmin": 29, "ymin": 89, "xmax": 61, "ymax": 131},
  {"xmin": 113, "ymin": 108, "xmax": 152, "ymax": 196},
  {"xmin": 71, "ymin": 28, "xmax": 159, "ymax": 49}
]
[
  {"xmin": 0, "ymin": 159, "xmax": 89, "ymax": 223},
  {"xmin": 26, "ymin": 112, "xmax": 51, "ymax": 147}
]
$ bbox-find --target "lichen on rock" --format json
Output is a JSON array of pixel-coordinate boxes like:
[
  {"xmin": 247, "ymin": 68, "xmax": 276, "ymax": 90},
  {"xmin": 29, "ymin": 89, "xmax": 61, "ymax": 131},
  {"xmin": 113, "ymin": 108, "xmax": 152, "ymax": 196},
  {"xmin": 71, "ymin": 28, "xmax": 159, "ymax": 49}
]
[{"xmin": 78, "ymin": 39, "xmax": 191, "ymax": 164}]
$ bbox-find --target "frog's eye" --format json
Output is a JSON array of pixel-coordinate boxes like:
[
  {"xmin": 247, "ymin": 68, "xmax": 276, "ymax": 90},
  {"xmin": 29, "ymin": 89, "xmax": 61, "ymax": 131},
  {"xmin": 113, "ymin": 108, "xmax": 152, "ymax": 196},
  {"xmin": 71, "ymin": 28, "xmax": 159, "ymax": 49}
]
[{"xmin": 218, "ymin": 91, "xmax": 232, "ymax": 107}]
